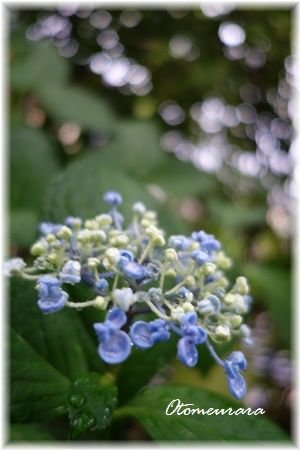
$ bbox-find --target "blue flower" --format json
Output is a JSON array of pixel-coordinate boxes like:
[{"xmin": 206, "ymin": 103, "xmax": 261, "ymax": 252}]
[
  {"xmin": 191, "ymin": 250, "xmax": 210, "ymax": 265},
  {"xmin": 93, "ymin": 307, "xmax": 131, "ymax": 364},
  {"xmin": 192, "ymin": 231, "xmax": 221, "ymax": 252},
  {"xmin": 59, "ymin": 260, "xmax": 81, "ymax": 285},
  {"xmin": 118, "ymin": 259, "xmax": 148, "ymax": 282},
  {"xmin": 39, "ymin": 222, "xmax": 62, "ymax": 236},
  {"xmin": 178, "ymin": 287, "xmax": 191, "ymax": 299},
  {"xmin": 103, "ymin": 191, "xmax": 123, "ymax": 206},
  {"xmin": 176, "ymin": 312, "xmax": 207, "ymax": 368},
  {"xmin": 130, "ymin": 319, "xmax": 170, "ymax": 349},
  {"xmin": 37, "ymin": 276, "xmax": 68, "ymax": 314},
  {"xmin": 94, "ymin": 278, "xmax": 109, "ymax": 295},
  {"xmin": 119, "ymin": 250, "xmax": 134, "ymax": 262},
  {"xmin": 169, "ymin": 235, "xmax": 190, "ymax": 251},
  {"xmin": 224, "ymin": 351, "xmax": 247, "ymax": 400},
  {"xmin": 197, "ymin": 295, "xmax": 220, "ymax": 315}
]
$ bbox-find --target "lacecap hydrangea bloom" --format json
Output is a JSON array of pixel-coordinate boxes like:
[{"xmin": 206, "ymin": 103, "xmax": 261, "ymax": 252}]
[{"xmin": 5, "ymin": 191, "xmax": 253, "ymax": 400}]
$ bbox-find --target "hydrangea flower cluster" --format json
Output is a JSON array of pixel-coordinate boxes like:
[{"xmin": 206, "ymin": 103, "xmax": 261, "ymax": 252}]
[{"xmin": 5, "ymin": 191, "xmax": 253, "ymax": 400}]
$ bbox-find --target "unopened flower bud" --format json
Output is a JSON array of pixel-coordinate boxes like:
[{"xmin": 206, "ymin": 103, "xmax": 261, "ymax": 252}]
[
  {"xmin": 95, "ymin": 214, "xmax": 113, "ymax": 227},
  {"xmin": 105, "ymin": 247, "xmax": 120, "ymax": 264},
  {"xmin": 57, "ymin": 225, "xmax": 72, "ymax": 240},
  {"xmin": 202, "ymin": 263, "xmax": 216, "ymax": 276},
  {"xmin": 182, "ymin": 302, "xmax": 195, "ymax": 312},
  {"xmin": 166, "ymin": 268, "xmax": 176, "ymax": 277},
  {"xmin": 224, "ymin": 293, "xmax": 235, "ymax": 305},
  {"xmin": 132, "ymin": 202, "xmax": 146, "ymax": 215},
  {"xmin": 235, "ymin": 276, "xmax": 249, "ymax": 295},
  {"xmin": 165, "ymin": 248, "xmax": 177, "ymax": 261},
  {"xmin": 31, "ymin": 242, "xmax": 47, "ymax": 256},
  {"xmin": 215, "ymin": 324, "xmax": 230, "ymax": 342}
]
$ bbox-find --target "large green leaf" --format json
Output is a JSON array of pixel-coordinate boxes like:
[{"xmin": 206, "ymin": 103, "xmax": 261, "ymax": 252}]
[
  {"xmin": 10, "ymin": 209, "xmax": 39, "ymax": 248},
  {"xmin": 10, "ymin": 42, "xmax": 70, "ymax": 92},
  {"xmin": 10, "ymin": 329, "xmax": 70, "ymax": 422},
  {"xmin": 68, "ymin": 373, "xmax": 118, "ymax": 438},
  {"xmin": 38, "ymin": 85, "xmax": 116, "ymax": 132},
  {"xmin": 243, "ymin": 263, "xmax": 291, "ymax": 346},
  {"xmin": 10, "ymin": 126, "xmax": 60, "ymax": 210},
  {"xmin": 10, "ymin": 277, "xmax": 105, "ymax": 380},
  {"xmin": 117, "ymin": 334, "xmax": 177, "ymax": 405},
  {"xmin": 144, "ymin": 156, "xmax": 217, "ymax": 197},
  {"xmin": 99, "ymin": 119, "xmax": 165, "ymax": 177},
  {"xmin": 9, "ymin": 424, "xmax": 54, "ymax": 442},
  {"xmin": 42, "ymin": 151, "xmax": 189, "ymax": 235},
  {"xmin": 114, "ymin": 384, "xmax": 289, "ymax": 442}
]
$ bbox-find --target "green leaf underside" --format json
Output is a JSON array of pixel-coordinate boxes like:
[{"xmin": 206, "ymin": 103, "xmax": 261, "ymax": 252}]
[
  {"xmin": 116, "ymin": 384, "xmax": 289, "ymax": 442},
  {"xmin": 10, "ymin": 329, "xmax": 70, "ymax": 422},
  {"xmin": 10, "ymin": 278, "xmax": 105, "ymax": 381}
]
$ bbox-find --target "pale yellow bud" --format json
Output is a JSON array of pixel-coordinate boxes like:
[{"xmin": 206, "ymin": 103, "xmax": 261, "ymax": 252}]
[{"xmin": 165, "ymin": 248, "xmax": 178, "ymax": 261}]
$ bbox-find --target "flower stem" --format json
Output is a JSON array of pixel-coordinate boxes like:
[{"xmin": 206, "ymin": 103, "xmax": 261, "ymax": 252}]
[
  {"xmin": 205, "ymin": 338, "xmax": 224, "ymax": 367},
  {"xmin": 144, "ymin": 299, "xmax": 170, "ymax": 321}
]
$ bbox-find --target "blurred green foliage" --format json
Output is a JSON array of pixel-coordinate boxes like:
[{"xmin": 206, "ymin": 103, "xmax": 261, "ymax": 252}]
[{"xmin": 8, "ymin": 6, "xmax": 292, "ymax": 443}]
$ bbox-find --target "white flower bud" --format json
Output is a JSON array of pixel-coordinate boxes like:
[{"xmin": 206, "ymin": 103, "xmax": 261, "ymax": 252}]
[
  {"xmin": 215, "ymin": 251, "xmax": 232, "ymax": 269},
  {"xmin": 132, "ymin": 202, "xmax": 146, "ymax": 215},
  {"xmin": 90, "ymin": 230, "xmax": 107, "ymax": 243},
  {"xmin": 165, "ymin": 248, "xmax": 178, "ymax": 261},
  {"xmin": 144, "ymin": 211, "xmax": 157, "ymax": 221},
  {"xmin": 202, "ymin": 263, "xmax": 216, "ymax": 276},
  {"xmin": 105, "ymin": 247, "xmax": 120, "ymax": 264},
  {"xmin": 215, "ymin": 324, "xmax": 230, "ymax": 342},
  {"xmin": 46, "ymin": 234, "xmax": 56, "ymax": 243},
  {"xmin": 93, "ymin": 296, "xmax": 106, "ymax": 309},
  {"xmin": 166, "ymin": 268, "xmax": 176, "ymax": 277},
  {"xmin": 223, "ymin": 293, "xmax": 235, "ymax": 305},
  {"xmin": 95, "ymin": 214, "xmax": 113, "ymax": 227},
  {"xmin": 171, "ymin": 306, "xmax": 185, "ymax": 322},
  {"xmin": 240, "ymin": 324, "xmax": 251, "ymax": 338},
  {"xmin": 4, "ymin": 258, "xmax": 26, "ymax": 276},
  {"xmin": 31, "ymin": 242, "xmax": 47, "ymax": 256},
  {"xmin": 234, "ymin": 294, "xmax": 248, "ymax": 314},
  {"xmin": 84, "ymin": 219, "xmax": 99, "ymax": 230},
  {"xmin": 57, "ymin": 226, "xmax": 72, "ymax": 240},
  {"xmin": 182, "ymin": 302, "xmax": 195, "ymax": 312},
  {"xmin": 87, "ymin": 258, "xmax": 100, "ymax": 269},
  {"xmin": 185, "ymin": 275, "xmax": 195, "ymax": 287},
  {"xmin": 113, "ymin": 288, "xmax": 136, "ymax": 311},
  {"xmin": 141, "ymin": 219, "xmax": 151, "ymax": 228},
  {"xmin": 236, "ymin": 276, "xmax": 249, "ymax": 295}
]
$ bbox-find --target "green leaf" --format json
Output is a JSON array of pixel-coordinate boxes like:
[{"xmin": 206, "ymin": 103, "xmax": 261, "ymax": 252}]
[
  {"xmin": 10, "ymin": 126, "xmax": 60, "ymax": 210},
  {"xmin": 68, "ymin": 373, "xmax": 118, "ymax": 438},
  {"xmin": 10, "ymin": 277, "xmax": 105, "ymax": 380},
  {"xmin": 117, "ymin": 334, "xmax": 177, "ymax": 404},
  {"xmin": 145, "ymin": 156, "xmax": 217, "ymax": 197},
  {"xmin": 38, "ymin": 85, "xmax": 116, "ymax": 132},
  {"xmin": 10, "ymin": 209, "xmax": 39, "ymax": 247},
  {"xmin": 10, "ymin": 42, "xmax": 70, "ymax": 92},
  {"xmin": 42, "ymin": 151, "xmax": 189, "ymax": 235},
  {"xmin": 208, "ymin": 199, "xmax": 266, "ymax": 229},
  {"xmin": 10, "ymin": 329, "xmax": 70, "ymax": 422},
  {"xmin": 243, "ymin": 263, "xmax": 291, "ymax": 346},
  {"xmin": 99, "ymin": 119, "xmax": 165, "ymax": 176},
  {"xmin": 115, "ymin": 384, "xmax": 289, "ymax": 442},
  {"xmin": 9, "ymin": 424, "xmax": 54, "ymax": 442}
]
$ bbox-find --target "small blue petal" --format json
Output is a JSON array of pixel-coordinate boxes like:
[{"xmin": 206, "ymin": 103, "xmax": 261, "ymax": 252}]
[
  {"xmin": 191, "ymin": 250, "xmax": 210, "ymax": 265},
  {"xmin": 106, "ymin": 307, "xmax": 127, "ymax": 329},
  {"xmin": 130, "ymin": 321, "xmax": 153, "ymax": 349},
  {"xmin": 98, "ymin": 330, "xmax": 131, "ymax": 364},
  {"xmin": 226, "ymin": 370, "xmax": 247, "ymax": 400},
  {"xmin": 119, "ymin": 250, "xmax": 134, "ymax": 262},
  {"xmin": 94, "ymin": 278, "xmax": 109, "ymax": 294},
  {"xmin": 93, "ymin": 322, "xmax": 114, "ymax": 342},
  {"xmin": 121, "ymin": 261, "xmax": 148, "ymax": 281},
  {"xmin": 37, "ymin": 291, "xmax": 68, "ymax": 314},
  {"xmin": 177, "ymin": 337, "xmax": 198, "ymax": 367},
  {"xmin": 169, "ymin": 235, "xmax": 190, "ymax": 251},
  {"xmin": 103, "ymin": 191, "xmax": 123, "ymax": 206},
  {"xmin": 180, "ymin": 312, "xmax": 197, "ymax": 327},
  {"xmin": 39, "ymin": 222, "xmax": 62, "ymax": 236},
  {"xmin": 227, "ymin": 351, "xmax": 247, "ymax": 371}
]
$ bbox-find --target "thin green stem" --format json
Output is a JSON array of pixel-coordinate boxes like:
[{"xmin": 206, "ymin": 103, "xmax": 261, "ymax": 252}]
[
  {"xmin": 139, "ymin": 239, "xmax": 153, "ymax": 264},
  {"xmin": 144, "ymin": 299, "xmax": 170, "ymax": 321}
]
